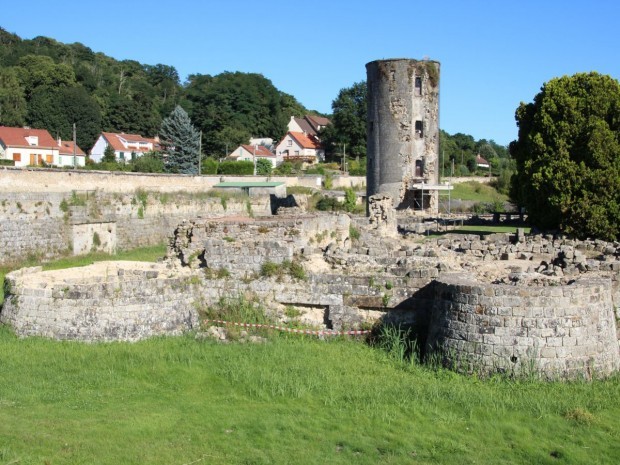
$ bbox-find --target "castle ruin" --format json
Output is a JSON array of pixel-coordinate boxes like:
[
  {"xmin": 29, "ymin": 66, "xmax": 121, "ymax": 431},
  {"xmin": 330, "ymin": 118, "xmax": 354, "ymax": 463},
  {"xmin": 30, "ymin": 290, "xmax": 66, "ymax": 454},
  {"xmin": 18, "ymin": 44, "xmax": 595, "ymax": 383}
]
[{"xmin": 366, "ymin": 58, "xmax": 443, "ymax": 215}]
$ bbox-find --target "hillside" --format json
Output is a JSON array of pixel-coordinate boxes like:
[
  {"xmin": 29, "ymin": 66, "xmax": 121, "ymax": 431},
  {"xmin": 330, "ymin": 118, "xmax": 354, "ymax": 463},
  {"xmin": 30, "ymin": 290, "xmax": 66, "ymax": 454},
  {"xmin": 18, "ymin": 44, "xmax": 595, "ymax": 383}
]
[{"xmin": 0, "ymin": 27, "xmax": 310, "ymax": 155}]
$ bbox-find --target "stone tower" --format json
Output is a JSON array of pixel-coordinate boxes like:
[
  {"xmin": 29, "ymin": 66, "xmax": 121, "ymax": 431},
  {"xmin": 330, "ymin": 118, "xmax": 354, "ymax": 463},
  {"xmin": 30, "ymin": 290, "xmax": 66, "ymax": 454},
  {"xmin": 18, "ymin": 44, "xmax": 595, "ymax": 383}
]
[{"xmin": 366, "ymin": 58, "xmax": 441, "ymax": 214}]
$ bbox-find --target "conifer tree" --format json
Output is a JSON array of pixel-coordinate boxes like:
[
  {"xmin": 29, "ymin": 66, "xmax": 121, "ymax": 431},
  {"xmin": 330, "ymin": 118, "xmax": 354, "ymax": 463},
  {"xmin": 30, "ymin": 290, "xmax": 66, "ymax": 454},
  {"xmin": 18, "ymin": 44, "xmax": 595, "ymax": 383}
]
[{"xmin": 159, "ymin": 105, "xmax": 200, "ymax": 174}]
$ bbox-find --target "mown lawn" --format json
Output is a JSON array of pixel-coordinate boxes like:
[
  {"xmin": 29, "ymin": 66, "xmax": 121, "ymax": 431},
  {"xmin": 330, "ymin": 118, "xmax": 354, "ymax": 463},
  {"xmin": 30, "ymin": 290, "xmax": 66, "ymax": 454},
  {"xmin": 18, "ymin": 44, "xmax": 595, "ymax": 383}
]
[
  {"xmin": 450, "ymin": 181, "xmax": 508, "ymax": 203},
  {"xmin": 0, "ymin": 329, "xmax": 618, "ymax": 465}
]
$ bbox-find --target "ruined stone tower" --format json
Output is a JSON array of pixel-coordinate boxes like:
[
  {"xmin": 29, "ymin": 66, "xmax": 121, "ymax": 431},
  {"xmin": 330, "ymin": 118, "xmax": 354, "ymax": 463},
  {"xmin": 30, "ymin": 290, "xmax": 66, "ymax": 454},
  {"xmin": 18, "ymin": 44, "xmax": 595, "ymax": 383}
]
[{"xmin": 366, "ymin": 58, "xmax": 441, "ymax": 214}]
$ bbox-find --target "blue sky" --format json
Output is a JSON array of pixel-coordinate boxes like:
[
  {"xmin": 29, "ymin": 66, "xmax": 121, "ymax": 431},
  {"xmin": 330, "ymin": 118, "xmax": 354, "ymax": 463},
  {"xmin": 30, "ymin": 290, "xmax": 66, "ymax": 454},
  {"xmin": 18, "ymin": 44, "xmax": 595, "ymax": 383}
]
[{"xmin": 2, "ymin": 0, "xmax": 618, "ymax": 146}]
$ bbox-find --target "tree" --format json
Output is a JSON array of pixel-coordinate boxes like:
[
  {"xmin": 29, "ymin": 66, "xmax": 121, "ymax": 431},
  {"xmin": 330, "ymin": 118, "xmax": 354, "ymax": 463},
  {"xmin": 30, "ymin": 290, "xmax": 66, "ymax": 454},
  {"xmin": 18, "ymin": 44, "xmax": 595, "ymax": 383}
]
[
  {"xmin": 510, "ymin": 72, "xmax": 620, "ymax": 240},
  {"xmin": 320, "ymin": 81, "xmax": 367, "ymax": 160},
  {"xmin": 0, "ymin": 67, "xmax": 26, "ymax": 126},
  {"xmin": 183, "ymin": 72, "xmax": 302, "ymax": 155},
  {"xmin": 102, "ymin": 144, "xmax": 116, "ymax": 163},
  {"xmin": 255, "ymin": 158, "xmax": 272, "ymax": 175},
  {"xmin": 27, "ymin": 86, "xmax": 101, "ymax": 150},
  {"xmin": 160, "ymin": 105, "xmax": 200, "ymax": 174}
]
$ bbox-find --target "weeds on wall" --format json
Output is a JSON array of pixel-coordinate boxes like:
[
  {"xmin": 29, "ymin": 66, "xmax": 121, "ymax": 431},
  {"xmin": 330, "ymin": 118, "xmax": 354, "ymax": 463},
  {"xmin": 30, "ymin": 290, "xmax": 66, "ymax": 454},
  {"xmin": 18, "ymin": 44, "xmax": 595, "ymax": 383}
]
[{"xmin": 260, "ymin": 259, "xmax": 306, "ymax": 281}]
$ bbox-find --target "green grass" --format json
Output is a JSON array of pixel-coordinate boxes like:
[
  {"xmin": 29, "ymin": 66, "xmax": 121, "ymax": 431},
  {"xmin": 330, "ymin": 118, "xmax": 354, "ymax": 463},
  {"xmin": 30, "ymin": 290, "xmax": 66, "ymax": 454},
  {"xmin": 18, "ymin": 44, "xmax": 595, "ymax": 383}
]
[
  {"xmin": 450, "ymin": 181, "xmax": 508, "ymax": 203},
  {"xmin": 0, "ymin": 329, "xmax": 618, "ymax": 464},
  {"xmin": 456, "ymin": 225, "xmax": 531, "ymax": 234},
  {"xmin": 0, "ymin": 244, "xmax": 166, "ymax": 306}
]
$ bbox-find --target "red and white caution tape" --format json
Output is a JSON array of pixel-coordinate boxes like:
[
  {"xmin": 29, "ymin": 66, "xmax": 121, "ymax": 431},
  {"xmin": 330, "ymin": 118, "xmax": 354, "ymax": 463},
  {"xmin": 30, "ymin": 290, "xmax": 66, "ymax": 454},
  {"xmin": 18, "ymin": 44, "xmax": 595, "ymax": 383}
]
[{"xmin": 204, "ymin": 319, "xmax": 371, "ymax": 336}]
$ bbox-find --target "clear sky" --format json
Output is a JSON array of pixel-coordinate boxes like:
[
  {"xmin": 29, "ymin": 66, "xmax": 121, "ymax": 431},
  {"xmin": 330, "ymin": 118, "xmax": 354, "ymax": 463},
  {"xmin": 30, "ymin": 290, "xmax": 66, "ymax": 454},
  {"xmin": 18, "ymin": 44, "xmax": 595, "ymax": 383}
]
[{"xmin": 2, "ymin": 0, "xmax": 618, "ymax": 146}]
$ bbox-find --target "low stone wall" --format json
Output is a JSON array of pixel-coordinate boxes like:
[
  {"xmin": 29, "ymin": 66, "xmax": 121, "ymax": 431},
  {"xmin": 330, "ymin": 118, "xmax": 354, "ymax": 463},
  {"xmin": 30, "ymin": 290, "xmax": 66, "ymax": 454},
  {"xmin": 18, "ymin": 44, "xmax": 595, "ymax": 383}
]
[
  {"xmin": 0, "ymin": 190, "xmax": 270, "ymax": 265},
  {"xmin": 1, "ymin": 263, "xmax": 199, "ymax": 341},
  {"xmin": 0, "ymin": 167, "xmax": 365, "ymax": 193},
  {"xmin": 427, "ymin": 273, "xmax": 620, "ymax": 379},
  {"xmin": 0, "ymin": 260, "xmax": 439, "ymax": 341}
]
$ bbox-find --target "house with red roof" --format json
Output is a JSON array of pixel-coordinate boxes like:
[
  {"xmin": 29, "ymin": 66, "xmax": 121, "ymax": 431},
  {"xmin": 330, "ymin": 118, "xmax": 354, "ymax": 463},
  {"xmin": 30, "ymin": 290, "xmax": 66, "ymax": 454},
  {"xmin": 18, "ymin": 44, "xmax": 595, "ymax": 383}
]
[
  {"xmin": 228, "ymin": 144, "xmax": 279, "ymax": 168},
  {"xmin": 57, "ymin": 138, "xmax": 86, "ymax": 167},
  {"xmin": 475, "ymin": 154, "xmax": 490, "ymax": 169},
  {"xmin": 275, "ymin": 131, "xmax": 325, "ymax": 164},
  {"xmin": 89, "ymin": 132, "xmax": 161, "ymax": 163},
  {"xmin": 0, "ymin": 126, "xmax": 55, "ymax": 167}
]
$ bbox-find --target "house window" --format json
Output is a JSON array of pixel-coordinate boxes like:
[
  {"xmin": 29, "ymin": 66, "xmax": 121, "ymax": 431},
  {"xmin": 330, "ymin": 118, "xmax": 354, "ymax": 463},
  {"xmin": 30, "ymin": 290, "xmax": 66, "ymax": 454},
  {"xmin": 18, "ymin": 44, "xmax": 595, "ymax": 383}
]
[
  {"xmin": 46, "ymin": 155, "xmax": 53, "ymax": 164},
  {"xmin": 415, "ymin": 120, "xmax": 424, "ymax": 138},
  {"xmin": 415, "ymin": 77, "xmax": 422, "ymax": 96},
  {"xmin": 131, "ymin": 152, "xmax": 137, "ymax": 161},
  {"xmin": 287, "ymin": 139, "xmax": 292, "ymax": 147},
  {"xmin": 119, "ymin": 152, "xmax": 125, "ymax": 160},
  {"xmin": 13, "ymin": 153, "xmax": 21, "ymax": 162},
  {"xmin": 294, "ymin": 150, "xmax": 300, "ymax": 156}
]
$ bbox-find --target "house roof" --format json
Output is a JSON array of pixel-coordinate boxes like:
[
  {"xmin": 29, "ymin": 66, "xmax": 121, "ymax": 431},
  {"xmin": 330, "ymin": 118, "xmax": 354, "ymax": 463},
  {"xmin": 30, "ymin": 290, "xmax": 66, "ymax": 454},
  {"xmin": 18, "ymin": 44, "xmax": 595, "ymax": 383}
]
[
  {"xmin": 58, "ymin": 140, "xmax": 86, "ymax": 156},
  {"xmin": 476, "ymin": 155, "xmax": 490, "ymax": 165},
  {"xmin": 290, "ymin": 115, "xmax": 331, "ymax": 137},
  {"xmin": 240, "ymin": 144, "xmax": 275, "ymax": 157},
  {"xmin": 0, "ymin": 126, "xmax": 57, "ymax": 149},
  {"xmin": 292, "ymin": 117, "xmax": 316, "ymax": 135},
  {"xmin": 101, "ymin": 132, "xmax": 161, "ymax": 153},
  {"xmin": 288, "ymin": 132, "xmax": 322, "ymax": 150},
  {"xmin": 305, "ymin": 115, "xmax": 331, "ymax": 131}
]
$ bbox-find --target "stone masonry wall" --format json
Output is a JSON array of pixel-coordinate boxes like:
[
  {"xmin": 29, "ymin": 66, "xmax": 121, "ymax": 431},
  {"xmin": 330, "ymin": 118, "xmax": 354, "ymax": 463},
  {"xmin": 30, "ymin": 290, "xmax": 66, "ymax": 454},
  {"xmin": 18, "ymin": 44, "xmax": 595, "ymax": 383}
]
[
  {"xmin": 0, "ymin": 190, "xmax": 270, "ymax": 265},
  {"xmin": 427, "ymin": 273, "xmax": 620, "ymax": 379},
  {"xmin": 1, "ymin": 260, "xmax": 440, "ymax": 341},
  {"xmin": 168, "ymin": 214, "xmax": 352, "ymax": 276},
  {"xmin": 0, "ymin": 167, "xmax": 365, "ymax": 193},
  {"xmin": 1, "ymin": 263, "xmax": 199, "ymax": 341}
]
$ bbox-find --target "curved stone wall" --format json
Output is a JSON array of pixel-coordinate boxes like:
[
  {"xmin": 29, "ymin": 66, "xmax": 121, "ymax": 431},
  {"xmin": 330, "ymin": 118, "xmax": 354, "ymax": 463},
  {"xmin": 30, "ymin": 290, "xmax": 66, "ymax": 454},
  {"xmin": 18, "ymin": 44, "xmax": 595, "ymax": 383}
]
[
  {"xmin": 427, "ymin": 273, "xmax": 620, "ymax": 379},
  {"xmin": 1, "ymin": 263, "xmax": 199, "ymax": 342}
]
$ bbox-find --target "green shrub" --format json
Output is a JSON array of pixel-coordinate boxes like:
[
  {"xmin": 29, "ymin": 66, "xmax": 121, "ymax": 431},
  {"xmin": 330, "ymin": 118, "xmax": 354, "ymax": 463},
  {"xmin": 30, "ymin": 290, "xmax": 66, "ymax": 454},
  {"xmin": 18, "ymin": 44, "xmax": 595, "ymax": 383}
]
[
  {"xmin": 349, "ymin": 225, "xmax": 360, "ymax": 241},
  {"xmin": 217, "ymin": 160, "xmax": 254, "ymax": 175},
  {"xmin": 316, "ymin": 196, "xmax": 342, "ymax": 211},
  {"xmin": 131, "ymin": 153, "xmax": 164, "ymax": 173},
  {"xmin": 255, "ymin": 158, "xmax": 272, "ymax": 175},
  {"xmin": 343, "ymin": 188, "xmax": 356, "ymax": 212},
  {"xmin": 323, "ymin": 172, "xmax": 333, "ymax": 189},
  {"xmin": 201, "ymin": 157, "xmax": 218, "ymax": 175}
]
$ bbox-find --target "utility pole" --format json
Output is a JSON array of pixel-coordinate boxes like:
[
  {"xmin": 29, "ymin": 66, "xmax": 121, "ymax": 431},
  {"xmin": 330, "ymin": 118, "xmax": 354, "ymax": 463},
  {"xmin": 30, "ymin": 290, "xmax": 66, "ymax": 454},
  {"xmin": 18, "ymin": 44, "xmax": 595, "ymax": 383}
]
[
  {"xmin": 342, "ymin": 142, "xmax": 346, "ymax": 174},
  {"xmin": 198, "ymin": 130, "xmax": 202, "ymax": 175},
  {"xmin": 253, "ymin": 145, "xmax": 257, "ymax": 176},
  {"xmin": 72, "ymin": 123, "xmax": 76, "ymax": 169}
]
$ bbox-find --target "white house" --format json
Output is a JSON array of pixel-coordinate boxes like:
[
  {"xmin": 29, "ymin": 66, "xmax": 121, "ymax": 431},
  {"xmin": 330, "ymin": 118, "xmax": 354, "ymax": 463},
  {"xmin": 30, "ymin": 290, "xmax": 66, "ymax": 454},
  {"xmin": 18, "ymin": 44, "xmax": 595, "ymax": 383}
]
[
  {"xmin": 228, "ymin": 144, "xmax": 279, "ymax": 168},
  {"xmin": 0, "ymin": 126, "xmax": 56, "ymax": 167},
  {"xmin": 275, "ymin": 131, "xmax": 324, "ymax": 164},
  {"xmin": 90, "ymin": 132, "xmax": 161, "ymax": 163},
  {"xmin": 57, "ymin": 138, "xmax": 86, "ymax": 167}
]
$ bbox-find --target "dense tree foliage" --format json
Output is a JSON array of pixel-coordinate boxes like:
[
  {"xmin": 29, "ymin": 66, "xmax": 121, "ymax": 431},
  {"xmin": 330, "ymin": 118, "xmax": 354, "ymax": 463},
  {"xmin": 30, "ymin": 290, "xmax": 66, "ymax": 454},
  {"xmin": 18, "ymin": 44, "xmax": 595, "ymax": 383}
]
[
  {"xmin": 320, "ymin": 81, "xmax": 367, "ymax": 160},
  {"xmin": 510, "ymin": 72, "xmax": 620, "ymax": 240},
  {"xmin": 159, "ymin": 105, "xmax": 200, "ymax": 174},
  {"xmin": 182, "ymin": 72, "xmax": 306, "ymax": 156},
  {"xmin": 0, "ymin": 28, "xmax": 309, "ymax": 154}
]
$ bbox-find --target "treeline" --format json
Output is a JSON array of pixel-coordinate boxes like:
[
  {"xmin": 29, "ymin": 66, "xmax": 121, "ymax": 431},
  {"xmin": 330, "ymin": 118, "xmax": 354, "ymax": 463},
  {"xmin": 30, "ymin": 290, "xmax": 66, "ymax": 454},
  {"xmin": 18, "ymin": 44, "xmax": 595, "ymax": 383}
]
[{"xmin": 0, "ymin": 28, "xmax": 310, "ymax": 154}]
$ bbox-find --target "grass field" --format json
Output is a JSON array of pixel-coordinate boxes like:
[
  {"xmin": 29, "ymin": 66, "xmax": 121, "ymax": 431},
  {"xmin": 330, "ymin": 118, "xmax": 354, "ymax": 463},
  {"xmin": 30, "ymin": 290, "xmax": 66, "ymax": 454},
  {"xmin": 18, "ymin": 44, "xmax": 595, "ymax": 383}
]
[
  {"xmin": 450, "ymin": 181, "xmax": 508, "ymax": 203},
  {"xmin": 0, "ymin": 244, "xmax": 167, "ymax": 306},
  {"xmin": 0, "ymin": 329, "xmax": 618, "ymax": 464}
]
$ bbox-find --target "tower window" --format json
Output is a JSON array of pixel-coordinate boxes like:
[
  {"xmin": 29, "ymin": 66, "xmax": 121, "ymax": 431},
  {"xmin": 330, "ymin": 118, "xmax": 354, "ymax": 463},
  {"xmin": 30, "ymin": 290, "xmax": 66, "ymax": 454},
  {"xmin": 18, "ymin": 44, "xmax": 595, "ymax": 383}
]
[
  {"xmin": 415, "ymin": 120, "xmax": 424, "ymax": 138},
  {"xmin": 415, "ymin": 77, "xmax": 422, "ymax": 96}
]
